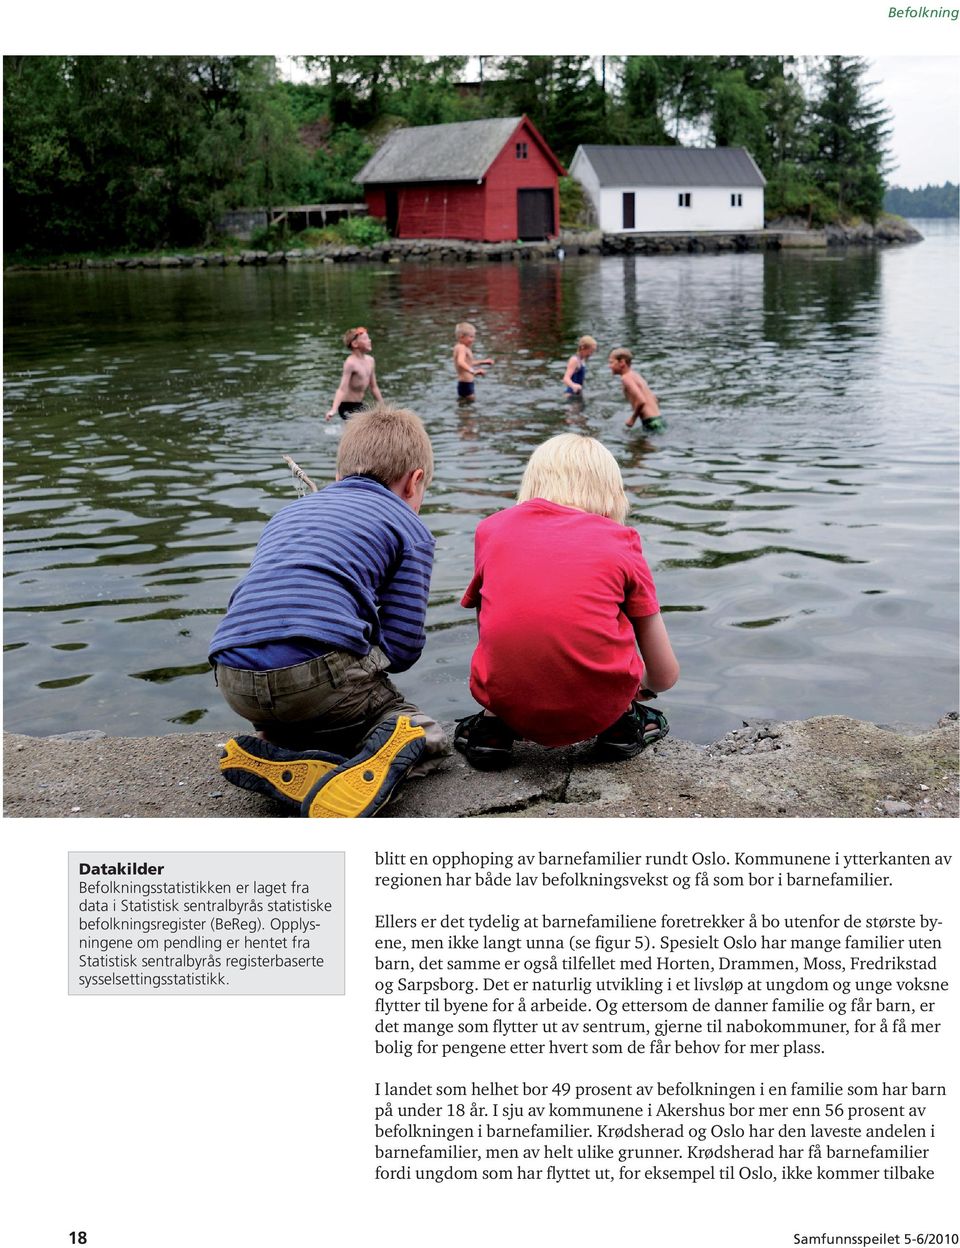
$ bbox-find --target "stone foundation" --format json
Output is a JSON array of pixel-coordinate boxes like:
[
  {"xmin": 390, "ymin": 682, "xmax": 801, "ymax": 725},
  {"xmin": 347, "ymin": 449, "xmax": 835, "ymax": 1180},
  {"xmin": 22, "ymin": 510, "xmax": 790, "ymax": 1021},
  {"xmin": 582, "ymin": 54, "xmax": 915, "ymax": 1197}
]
[{"xmin": 5, "ymin": 218, "xmax": 923, "ymax": 274}]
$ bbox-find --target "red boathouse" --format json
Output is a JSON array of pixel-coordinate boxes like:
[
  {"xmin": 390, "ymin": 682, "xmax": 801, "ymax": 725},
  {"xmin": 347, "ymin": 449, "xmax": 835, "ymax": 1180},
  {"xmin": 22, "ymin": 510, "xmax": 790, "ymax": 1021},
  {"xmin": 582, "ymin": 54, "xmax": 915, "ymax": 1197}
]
[{"xmin": 355, "ymin": 115, "xmax": 565, "ymax": 243}]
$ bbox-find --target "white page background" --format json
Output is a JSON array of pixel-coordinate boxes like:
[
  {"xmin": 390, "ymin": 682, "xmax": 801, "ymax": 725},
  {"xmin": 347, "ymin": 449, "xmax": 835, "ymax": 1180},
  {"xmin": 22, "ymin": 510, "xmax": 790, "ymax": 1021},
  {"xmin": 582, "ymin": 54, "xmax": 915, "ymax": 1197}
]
[
  {"xmin": 6, "ymin": 818, "xmax": 957, "ymax": 1246},
  {"xmin": 3, "ymin": 4, "xmax": 958, "ymax": 1245}
]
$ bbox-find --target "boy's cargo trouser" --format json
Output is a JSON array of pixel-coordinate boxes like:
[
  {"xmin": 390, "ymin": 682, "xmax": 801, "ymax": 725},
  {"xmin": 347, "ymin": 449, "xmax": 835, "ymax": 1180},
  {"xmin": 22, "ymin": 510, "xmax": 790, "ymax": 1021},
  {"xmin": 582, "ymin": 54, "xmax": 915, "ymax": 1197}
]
[{"xmin": 214, "ymin": 645, "xmax": 448, "ymax": 771}]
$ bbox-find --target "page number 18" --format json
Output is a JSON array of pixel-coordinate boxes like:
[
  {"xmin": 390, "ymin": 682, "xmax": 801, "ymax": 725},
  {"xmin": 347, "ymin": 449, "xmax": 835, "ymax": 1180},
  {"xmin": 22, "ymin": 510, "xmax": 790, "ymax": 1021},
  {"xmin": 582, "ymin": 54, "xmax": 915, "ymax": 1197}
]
[{"xmin": 69, "ymin": 1234, "xmax": 87, "ymax": 1244}]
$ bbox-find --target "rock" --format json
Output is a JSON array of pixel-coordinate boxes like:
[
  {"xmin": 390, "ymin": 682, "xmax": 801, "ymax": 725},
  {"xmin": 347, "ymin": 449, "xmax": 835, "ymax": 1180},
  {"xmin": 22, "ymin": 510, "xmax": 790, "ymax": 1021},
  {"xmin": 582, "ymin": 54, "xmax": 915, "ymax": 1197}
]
[
  {"xmin": 3, "ymin": 713, "xmax": 956, "ymax": 820},
  {"xmin": 47, "ymin": 729, "xmax": 108, "ymax": 742},
  {"xmin": 3, "ymin": 217, "xmax": 926, "ymax": 282},
  {"xmin": 565, "ymin": 771, "xmax": 633, "ymax": 806},
  {"xmin": 766, "ymin": 215, "xmax": 810, "ymax": 231},
  {"xmin": 875, "ymin": 216, "xmax": 924, "ymax": 244},
  {"xmin": 825, "ymin": 217, "xmax": 922, "ymax": 247}
]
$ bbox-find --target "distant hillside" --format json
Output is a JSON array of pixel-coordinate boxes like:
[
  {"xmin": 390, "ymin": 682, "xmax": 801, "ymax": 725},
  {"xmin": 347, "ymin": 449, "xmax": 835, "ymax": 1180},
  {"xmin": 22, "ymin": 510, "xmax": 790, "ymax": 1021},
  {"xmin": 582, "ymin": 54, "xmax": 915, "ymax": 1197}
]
[{"xmin": 884, "ymin": 182, "xmax": 959, "ymax": 218}]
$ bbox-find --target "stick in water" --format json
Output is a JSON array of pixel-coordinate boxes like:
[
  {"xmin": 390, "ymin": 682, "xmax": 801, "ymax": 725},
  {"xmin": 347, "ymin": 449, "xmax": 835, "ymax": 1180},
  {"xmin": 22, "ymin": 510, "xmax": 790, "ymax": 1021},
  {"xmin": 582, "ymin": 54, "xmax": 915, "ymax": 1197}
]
[{"xmin": 283, "ymin": 454, "xmax": 319, "ymax": 495}]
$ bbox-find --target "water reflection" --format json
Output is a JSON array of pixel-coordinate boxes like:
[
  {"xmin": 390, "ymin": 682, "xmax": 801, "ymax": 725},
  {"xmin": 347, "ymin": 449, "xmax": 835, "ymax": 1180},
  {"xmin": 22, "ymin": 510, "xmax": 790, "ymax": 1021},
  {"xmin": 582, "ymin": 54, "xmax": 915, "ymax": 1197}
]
[
  {"xmin": 4, "ymin": 223, "xmax": 958, "ymax": 743},
  {"xmin": 762, "ymin": 247, "xmax": 882, "ymax": 346}
]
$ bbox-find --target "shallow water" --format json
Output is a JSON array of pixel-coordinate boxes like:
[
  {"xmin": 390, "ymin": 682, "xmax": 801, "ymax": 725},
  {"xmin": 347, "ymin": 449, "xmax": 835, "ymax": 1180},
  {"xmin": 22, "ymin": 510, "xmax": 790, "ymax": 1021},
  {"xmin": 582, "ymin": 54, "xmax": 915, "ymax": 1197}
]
[{"xmin": 4, "ymin": 221, "xmax": 958, "ymax": 743}]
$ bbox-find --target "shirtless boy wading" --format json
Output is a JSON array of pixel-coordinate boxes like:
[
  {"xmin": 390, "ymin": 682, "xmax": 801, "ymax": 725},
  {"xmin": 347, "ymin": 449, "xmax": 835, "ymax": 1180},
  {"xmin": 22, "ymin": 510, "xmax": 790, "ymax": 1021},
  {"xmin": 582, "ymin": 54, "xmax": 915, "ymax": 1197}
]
[
  {"xmin": 608, "ymin": 347, "xmax": 663, "ymax": 432},
  {"xmin": 453, "ymin": 321, "xmax": 494, "ymax": 401},
  {"xmin": 326, "ymin": 327, "xmax": 383, "ymax": 420}
]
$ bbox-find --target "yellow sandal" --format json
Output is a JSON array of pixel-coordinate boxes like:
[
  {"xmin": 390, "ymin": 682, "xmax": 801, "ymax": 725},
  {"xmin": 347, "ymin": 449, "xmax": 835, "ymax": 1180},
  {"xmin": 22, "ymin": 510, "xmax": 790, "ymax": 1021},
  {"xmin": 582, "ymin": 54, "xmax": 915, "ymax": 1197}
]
[{"xmin": 301, "ymin": 715, "xmax": 427, "ymax": 818}]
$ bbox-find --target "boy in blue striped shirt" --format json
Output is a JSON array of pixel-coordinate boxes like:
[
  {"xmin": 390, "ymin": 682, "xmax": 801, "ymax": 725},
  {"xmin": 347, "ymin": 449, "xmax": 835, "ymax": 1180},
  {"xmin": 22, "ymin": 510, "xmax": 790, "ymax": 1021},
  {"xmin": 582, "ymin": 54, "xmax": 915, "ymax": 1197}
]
[{"xmin": 209, "ymin": 405, "xmax": 447, "ymax": 817}]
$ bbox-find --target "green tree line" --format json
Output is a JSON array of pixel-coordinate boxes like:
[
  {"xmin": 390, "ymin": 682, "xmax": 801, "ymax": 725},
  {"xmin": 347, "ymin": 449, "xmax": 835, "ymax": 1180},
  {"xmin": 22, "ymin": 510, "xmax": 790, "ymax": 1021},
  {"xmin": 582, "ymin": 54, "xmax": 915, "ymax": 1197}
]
[
  {"xmin": 4, "ymin": 54, "xmax": 894, "ymax": 256},
  {"xmin": 4, "ymin": 56, "xmax": 304, "ymax": 255},
  {"xmin": 884, "ymin": 182, "xmax": 959, "ymax": 217}
]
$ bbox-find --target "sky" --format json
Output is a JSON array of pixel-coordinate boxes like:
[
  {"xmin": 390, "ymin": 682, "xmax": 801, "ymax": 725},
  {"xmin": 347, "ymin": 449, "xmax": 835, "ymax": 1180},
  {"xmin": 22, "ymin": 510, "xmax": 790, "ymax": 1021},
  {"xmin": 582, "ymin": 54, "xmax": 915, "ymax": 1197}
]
[
  {"xmin": 871, "ymin": 56, "xmax": 959, "ymax": 187},
  {"xmin": 6, "ymin": 4, "xmax": 960, "ymax": 189}
]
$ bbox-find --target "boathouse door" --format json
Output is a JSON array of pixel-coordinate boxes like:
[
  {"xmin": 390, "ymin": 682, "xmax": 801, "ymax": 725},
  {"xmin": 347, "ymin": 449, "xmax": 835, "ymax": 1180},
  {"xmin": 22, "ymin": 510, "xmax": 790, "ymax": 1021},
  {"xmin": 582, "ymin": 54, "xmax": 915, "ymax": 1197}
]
[{"xmin": 517, "ymin": 188, "xmax": 554, "ymax": 240}]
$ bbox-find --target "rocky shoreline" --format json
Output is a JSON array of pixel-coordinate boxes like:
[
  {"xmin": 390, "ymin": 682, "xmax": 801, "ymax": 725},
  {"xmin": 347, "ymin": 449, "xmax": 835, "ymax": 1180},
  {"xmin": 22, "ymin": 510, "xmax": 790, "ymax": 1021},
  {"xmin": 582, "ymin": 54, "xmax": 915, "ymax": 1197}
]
[
  {"xmin": 598, "ymin": 216, "xmax": 923, "ymax": 254},
  {"xmin": 4, "ymin": 218, "xmax": 923, "ymax": 273},
  {"xmin": 4, "ymin": 713, "xmax": 956, "ymax": 820}
]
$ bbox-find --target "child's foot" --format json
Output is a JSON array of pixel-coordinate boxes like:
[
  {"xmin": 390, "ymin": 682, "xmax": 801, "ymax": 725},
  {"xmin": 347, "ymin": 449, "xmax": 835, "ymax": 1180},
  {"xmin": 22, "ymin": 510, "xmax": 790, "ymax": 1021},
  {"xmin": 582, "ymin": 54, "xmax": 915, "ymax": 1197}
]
[
  {"xmin": 301, "ymin": 714, "xmax": 427, "ymax": 818},
  {"xmin": 220, "ymin": 737, "xmax": 346, "ymax": 810},
  {"xmin": 594, "ymin": 704, "xmax": 669, "ymax": 761},
  {"xmin": 454, "ymin": 712, "xmax": 515, "ymax": 771}
]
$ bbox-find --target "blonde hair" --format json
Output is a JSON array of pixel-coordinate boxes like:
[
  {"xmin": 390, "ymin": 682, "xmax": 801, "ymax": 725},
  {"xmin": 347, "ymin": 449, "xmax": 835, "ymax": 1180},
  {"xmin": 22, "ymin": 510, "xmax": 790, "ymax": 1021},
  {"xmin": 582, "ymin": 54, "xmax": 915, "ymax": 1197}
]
[
  {"xmin": 517, "ymin": 434, "xmax": 628, "ymax": 524},
  {"xmin": 609, "ymin": 346, "xmax": 633, "ymax": 365},
  {"xmin": 455, "ymin": 321, "xmax": 476, "ymax": 339},
  {"xmin": 578, "ymin": 335, "xmax": 598, "ymax": 351},
  {"xmin": 337, "ymin": 404, "xmax": 434, "ymax": 487},
  {"xmin": 343, "ymin": 326, "xmax": 368, "ymax": 348}
]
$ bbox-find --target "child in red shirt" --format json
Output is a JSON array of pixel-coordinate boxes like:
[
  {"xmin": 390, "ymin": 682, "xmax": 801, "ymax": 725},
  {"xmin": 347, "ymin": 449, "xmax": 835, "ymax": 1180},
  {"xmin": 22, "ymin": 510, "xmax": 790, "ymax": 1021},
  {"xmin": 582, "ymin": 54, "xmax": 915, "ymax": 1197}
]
[{"xmin": 456, "ymin": 434, "xmax": 679, "ymax": 769}]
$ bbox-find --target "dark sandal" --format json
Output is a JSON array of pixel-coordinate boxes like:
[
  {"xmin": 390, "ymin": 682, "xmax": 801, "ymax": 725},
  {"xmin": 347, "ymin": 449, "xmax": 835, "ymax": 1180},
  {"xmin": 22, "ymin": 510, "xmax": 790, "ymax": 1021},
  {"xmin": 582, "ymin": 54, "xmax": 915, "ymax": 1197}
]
[
  {"xmin": 454, "ymin": 711, "xmax": 515, "ymax": 771},
  {"xmin": 594, "ymin": 704, "xmax": 669, "ymax": 761}
]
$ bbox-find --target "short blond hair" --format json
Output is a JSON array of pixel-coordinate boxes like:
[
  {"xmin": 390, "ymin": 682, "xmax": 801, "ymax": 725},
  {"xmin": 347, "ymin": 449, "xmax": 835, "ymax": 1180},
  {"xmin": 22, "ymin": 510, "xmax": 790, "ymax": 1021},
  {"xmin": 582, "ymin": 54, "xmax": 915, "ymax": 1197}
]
[
  {"xmin": 455, "ymin": 321, "xmax": 476, "ymax": 339},
  {"xmin": 578, "ymin": 335, "xmax": 598, "ymax": 351},
  {"xmin": 517, "ymin": 434, "xmax": 628, "ymax": 524},
  {"xmin": 609, "ymin": 347, "xmax": 632, "ymax": 365},
  {"xmin": 337, "ymin": 404, "xmax": 434, "ymax": 488}
]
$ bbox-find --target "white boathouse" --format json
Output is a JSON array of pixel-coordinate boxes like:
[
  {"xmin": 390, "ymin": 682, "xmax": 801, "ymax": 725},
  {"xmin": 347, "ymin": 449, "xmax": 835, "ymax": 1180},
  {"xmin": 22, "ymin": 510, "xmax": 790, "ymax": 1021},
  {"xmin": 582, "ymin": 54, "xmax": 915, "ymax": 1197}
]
[{"xmin": 569, "ymin": 145, "xmax": 766, "ymax": 234}]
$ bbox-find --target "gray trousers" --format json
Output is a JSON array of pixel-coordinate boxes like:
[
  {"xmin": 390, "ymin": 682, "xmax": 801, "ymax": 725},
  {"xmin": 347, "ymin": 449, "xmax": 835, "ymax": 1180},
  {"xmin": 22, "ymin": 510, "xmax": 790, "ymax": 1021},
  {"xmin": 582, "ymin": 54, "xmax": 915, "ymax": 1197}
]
[{"xmin": 213, "ymin": 645, "xmax": 448, "ymax": 767}]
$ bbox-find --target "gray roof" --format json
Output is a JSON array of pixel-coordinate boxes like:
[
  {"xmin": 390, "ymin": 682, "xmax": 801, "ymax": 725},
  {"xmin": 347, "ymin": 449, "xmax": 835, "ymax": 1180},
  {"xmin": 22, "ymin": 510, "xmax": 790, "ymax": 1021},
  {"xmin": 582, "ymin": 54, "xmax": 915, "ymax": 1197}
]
[
  {"xmin": 575, "ymin": 145, "xmax": 766, "ymax": 188},
  {"xmin": 355, "ymin": 117, "xmax": 527, "ymax": 185}
]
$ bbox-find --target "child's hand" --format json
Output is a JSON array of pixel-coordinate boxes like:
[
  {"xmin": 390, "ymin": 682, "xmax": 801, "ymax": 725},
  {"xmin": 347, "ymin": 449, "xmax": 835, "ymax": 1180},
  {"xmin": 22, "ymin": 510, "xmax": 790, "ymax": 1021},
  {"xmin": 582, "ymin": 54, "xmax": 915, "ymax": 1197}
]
[
  {"xmin": 474, "ymin": 369, "xmax": 485, "ymax": 378},
  {"xmin": 324, "ymin": 410, "xmax": 335, "ymax": 421},
  {"xmin": 571, "ymin": 383, "xmax": 582, "ymax": 394}
]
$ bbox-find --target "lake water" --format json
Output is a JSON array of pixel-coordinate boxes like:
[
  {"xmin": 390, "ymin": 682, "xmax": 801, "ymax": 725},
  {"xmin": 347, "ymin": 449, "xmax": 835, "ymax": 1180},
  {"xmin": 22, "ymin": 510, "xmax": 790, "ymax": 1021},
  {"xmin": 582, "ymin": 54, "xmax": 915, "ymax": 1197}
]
[{"xmin": 4, "ymin": 221, "xmax": 958, "ymax": 744}]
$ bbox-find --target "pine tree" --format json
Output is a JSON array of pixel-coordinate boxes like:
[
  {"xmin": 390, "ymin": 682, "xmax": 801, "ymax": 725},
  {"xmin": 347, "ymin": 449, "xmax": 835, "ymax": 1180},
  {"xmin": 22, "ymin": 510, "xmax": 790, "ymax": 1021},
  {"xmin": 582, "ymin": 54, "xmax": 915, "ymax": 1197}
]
[
  {"xmin": 486, "ymin": 56, "xmax": 606, "ymax": 162},
  {"xmin": 656, "ymin": 57, "xmax": 716, "ymax": 143},
  {"xmin": 619, "ymin": 56, "xmax": 672, "ymax": 145},
  {"xmin": 549, "ymin": 57, "xmax": 607, "ymax": 159},
  {"xmin": 711, "ymin": 68, "xmax": 769, "ymax": 163},
  {"xmin": 808, "ymin": 56, "xmax": 891, "ymax": 220}
]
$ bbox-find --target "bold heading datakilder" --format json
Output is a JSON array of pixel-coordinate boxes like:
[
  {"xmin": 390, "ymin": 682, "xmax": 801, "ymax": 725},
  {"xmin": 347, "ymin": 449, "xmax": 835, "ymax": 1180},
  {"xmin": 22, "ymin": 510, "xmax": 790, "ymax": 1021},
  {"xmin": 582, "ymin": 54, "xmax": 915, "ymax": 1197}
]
[{"xmin": 79, "ymin": 861, "xmax": 166, "ymax": 875}]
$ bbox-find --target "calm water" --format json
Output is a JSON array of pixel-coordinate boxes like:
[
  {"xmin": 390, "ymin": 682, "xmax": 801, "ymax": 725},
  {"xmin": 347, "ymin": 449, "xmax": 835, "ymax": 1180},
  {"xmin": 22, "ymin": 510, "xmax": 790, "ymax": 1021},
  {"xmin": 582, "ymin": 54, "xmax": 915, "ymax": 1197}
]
[{"xmin": 4, "ymin": 221, "xmax": 958, "ymax": 743}]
